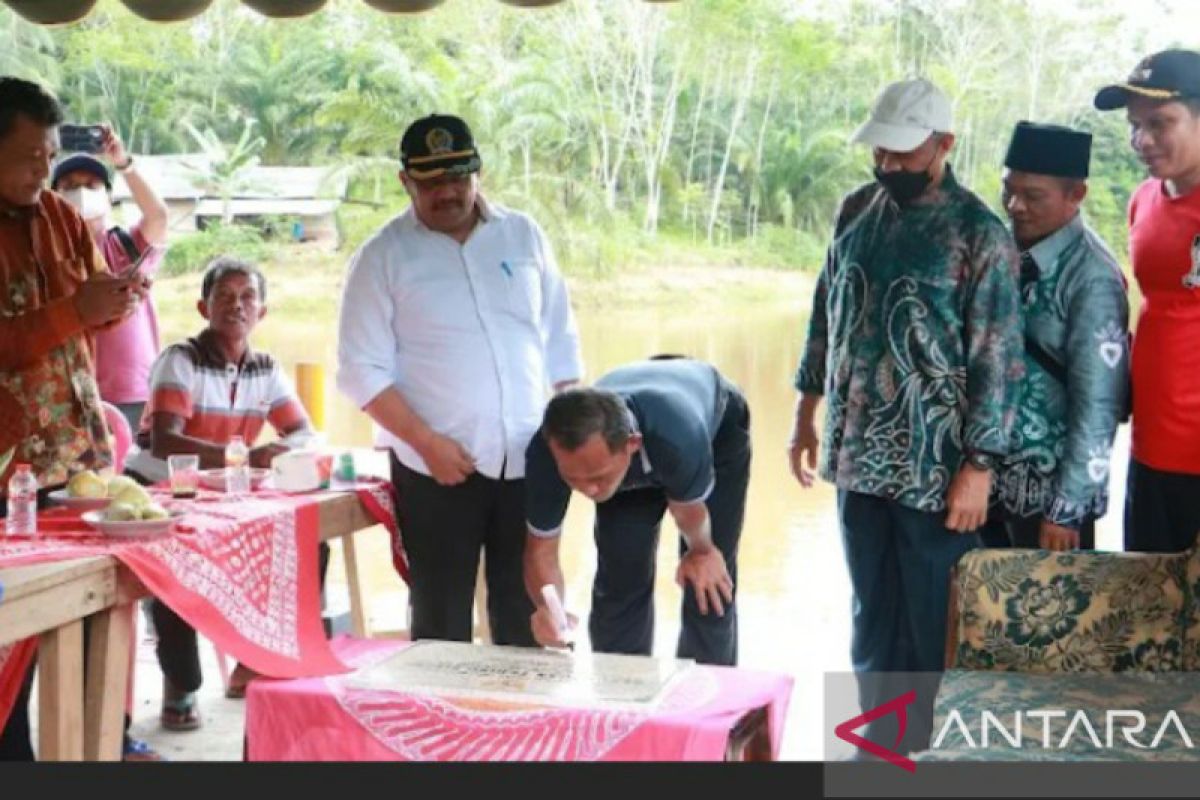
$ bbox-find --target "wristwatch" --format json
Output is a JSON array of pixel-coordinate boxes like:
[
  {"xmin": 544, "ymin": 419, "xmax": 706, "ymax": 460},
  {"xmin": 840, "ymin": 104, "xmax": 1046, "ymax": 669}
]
[
  {"xmin": 965, "ymin": 451, "xmax": 997, "ymax": 472},
  {"xmin": 115, "ymin": 156, "xmax": 134, "ymax": 172}
]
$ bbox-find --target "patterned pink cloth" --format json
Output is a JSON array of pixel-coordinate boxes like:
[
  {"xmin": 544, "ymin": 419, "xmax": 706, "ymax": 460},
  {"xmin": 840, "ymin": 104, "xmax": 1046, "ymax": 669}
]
[
  {"xmin": 246, "ymin": 637, "xmax": 794, "ymax": 762},
  {"xmin": 354, "ymin": 477, "xmax": 409, "ymax": 585},
  {"xmin": 0, "ymin": 481, "xmax": 403, "ymax": 730}
]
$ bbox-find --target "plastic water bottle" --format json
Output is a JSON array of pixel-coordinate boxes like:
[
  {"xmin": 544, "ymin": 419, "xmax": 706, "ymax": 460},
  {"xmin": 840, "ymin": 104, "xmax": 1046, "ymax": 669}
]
[
  {"xmin": 225, "ymin": 435, "xmax": 251, "ymax": 493},
  {"xmin": 5, "ymin": 464, "xmax": 38, "ymax": 536}
]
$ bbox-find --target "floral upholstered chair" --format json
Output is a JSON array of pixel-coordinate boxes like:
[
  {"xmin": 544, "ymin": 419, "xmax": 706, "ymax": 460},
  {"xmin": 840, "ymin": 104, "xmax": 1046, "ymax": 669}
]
[{"xmin": 914, "ymin": 547, "xmax": 1200, "ymax": 762}]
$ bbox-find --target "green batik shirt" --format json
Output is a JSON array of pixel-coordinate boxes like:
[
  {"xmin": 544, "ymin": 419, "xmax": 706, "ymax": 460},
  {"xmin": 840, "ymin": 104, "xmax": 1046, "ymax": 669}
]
[
  {"xmin": 796, "ymin": 167, "xmax": 1023, "ymax": 513},
  {"xmin": 995, "ymin": 213, "xmax": 1130, "ymax": 529}
]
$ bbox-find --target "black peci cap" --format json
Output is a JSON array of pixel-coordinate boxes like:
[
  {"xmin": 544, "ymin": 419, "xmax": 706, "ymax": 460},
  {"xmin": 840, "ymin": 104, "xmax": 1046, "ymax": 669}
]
[{"xmin": 1004, "ymin": 121, "xmax": 1092, "ymax": 179}]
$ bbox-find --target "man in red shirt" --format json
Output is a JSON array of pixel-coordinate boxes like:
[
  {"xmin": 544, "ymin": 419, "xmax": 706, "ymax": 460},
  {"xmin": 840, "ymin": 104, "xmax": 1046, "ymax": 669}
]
[{"xmin": 1095, "ymin": 49, "xmax": 1200, "ymax": 552}]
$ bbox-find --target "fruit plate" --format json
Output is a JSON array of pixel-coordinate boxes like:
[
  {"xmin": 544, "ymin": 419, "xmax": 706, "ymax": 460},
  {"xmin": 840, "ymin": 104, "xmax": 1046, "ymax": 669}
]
[
  {"xmin": 197, "ymin": 468, "xmax": 271, "ymax": 491},
  {"xmin": 80, "ymin": 509, "xmax": 183, "ymax": 539},
  {"xmin": 47, "ymin": 489, "xmax": 112, "ymax": 512}
]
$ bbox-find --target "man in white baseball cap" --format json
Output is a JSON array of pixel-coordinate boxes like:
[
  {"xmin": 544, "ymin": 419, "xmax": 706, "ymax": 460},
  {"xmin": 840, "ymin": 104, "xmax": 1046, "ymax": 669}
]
[
  {"xmin": 851, "ymin": 77, "xmax": 954, "ymax": 151},
  {"xmin": 850, "ymin": 77, "xmax": 956, "ymax": 205},
  {"xmin": 789, "ymin": 76, "xmax": 1022, "ymax": 754}
]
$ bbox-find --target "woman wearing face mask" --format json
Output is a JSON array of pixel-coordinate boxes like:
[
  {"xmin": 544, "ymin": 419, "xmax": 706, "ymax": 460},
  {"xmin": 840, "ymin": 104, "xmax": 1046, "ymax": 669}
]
[{"xmin": 52, "ymin": 125, "xmax": 169, "ymax": 434}]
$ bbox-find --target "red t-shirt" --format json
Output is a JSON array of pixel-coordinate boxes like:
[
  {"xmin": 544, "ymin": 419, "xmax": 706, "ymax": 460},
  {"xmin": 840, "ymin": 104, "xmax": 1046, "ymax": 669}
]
[{"xmin": 1128, "ymin": 178, "xmax": 1200, "ymax": 473}]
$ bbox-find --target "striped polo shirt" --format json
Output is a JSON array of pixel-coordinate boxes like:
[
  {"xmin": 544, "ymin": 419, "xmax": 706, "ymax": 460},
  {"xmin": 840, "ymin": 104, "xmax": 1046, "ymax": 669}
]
[{"xmin": 126, "ymin": 329, "xmax": 309, "ymax": 481}]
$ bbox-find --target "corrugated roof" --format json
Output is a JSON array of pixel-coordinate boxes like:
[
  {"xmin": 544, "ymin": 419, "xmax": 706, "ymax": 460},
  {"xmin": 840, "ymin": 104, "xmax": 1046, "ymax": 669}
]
[
  {"xmin": 192, "ymin": 198, "xmax": 340, "ymax": 216},
  {"xmin": 107, "ymin": 154, "xmax": 348, "ymax": 203}
]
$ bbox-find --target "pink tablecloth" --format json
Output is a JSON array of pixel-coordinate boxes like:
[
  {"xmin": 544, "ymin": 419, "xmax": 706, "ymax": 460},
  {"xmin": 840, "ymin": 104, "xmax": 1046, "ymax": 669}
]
[
  {"xmin": 0, "ymin": 479, "xmax": 403, "ymax": 730},
  {"xmin": 246, "ymin": 636, "xmax": 793, "ymax": 762}
]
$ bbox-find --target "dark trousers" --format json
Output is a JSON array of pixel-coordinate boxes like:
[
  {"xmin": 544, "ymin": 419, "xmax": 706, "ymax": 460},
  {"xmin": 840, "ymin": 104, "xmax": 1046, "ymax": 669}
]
[
  {"xmin": 0, "ymin": 666, "xmax": 34, "ymax": 761},
  {"xmin": 589, "ymin": 391, "xmax": 751, "ymax": 667},
  {"xmin": 154, "ymin": 542, "xmax": 331, "ymax": 693},
  {"xmin": 980, "ymin": 509, "xmax": 1096, "ymax": 550},
  {"xmin": 391, "ymin": 456, "xmax": 535, "ymax": 647},
  {"xmin": 838, "ymin": 489, "xmax": 980, "ymax": 754},
  {"xmin": 113, "ymin": 401, "xmax": 145, "ymax": 436},
  {"xmin": 1125, "ymin": 458, "xmax": 1200, "ymax": 553}
]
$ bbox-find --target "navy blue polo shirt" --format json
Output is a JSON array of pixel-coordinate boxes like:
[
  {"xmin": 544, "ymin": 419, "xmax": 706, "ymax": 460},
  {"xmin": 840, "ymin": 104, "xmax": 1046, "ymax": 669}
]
[{"xmin": 525, "ymin": 359, "xmax": 729, "ymax": 537}]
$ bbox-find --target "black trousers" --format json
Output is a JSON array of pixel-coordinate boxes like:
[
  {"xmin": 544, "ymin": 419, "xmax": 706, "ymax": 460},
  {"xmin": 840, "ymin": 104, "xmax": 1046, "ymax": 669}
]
[
  {"xmin": 154, "ymin": 542, "xmax": 331, "ymax": 693},
  {"xmin": 1125, "ymin": 458, "xmax": 1200, "ymax": 553},
  {"xmin": 980, "ymin": 509, "xmax": 1096, "ymax": 550},
  {"xmin": 391, "ymin": 456, "xmax": 535, "ymax": 647},
  {"xmin": 589, "ymin": 389, "xmax": 751, "ymax": 667}
]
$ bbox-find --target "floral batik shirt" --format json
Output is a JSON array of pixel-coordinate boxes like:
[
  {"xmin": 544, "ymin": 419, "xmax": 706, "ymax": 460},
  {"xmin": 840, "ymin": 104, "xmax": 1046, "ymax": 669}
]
[
  {"xmin": 995, "ymin": 214, "xmax": 1130, "ymax": 528},
  {"xmin": 796, "ymin": 167, "xmax": 1023, "ymax": 513},
  {"xmin": 0, "ymin": 191, "xmax": 112, "ymax": 490}
]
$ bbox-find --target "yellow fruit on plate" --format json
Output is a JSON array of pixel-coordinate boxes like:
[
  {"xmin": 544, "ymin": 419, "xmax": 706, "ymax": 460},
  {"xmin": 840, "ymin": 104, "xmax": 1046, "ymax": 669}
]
[
  {"xmin": 68, "ymin": 470, "xmax": 107, "ymax": 498},
  {"xmin": 104, "ymin": 502, "xmax": 138, "ymax": 522},
  {"xmin": 106, "ymin": 475, "xmax": 140, "ymax": 497},
  {"xmin": 111, "ymin": 483, "xmax": 153, "ymax": 510},
  {"xmin": 139, "ymin": 504, "xmax": 169, "ymax": 521}
]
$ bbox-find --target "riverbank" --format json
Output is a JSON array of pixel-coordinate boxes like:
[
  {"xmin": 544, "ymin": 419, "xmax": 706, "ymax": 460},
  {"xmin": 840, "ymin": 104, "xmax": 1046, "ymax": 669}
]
[{"xmin": 153, "ymin": 244, "xmax": 819, "ymax": 319}]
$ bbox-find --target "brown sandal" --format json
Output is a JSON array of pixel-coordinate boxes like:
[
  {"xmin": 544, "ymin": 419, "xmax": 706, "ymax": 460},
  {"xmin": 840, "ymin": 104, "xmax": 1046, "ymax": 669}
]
[{"xmin": 160, "ymin": 692, "xmax": 201, "ymax": 731}]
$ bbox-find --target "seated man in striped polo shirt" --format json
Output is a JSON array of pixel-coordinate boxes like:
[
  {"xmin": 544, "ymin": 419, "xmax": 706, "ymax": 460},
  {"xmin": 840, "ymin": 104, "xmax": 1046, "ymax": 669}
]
[{"xmin": 126, "ymin": 255, "xmax": 316, "ymax": 731}]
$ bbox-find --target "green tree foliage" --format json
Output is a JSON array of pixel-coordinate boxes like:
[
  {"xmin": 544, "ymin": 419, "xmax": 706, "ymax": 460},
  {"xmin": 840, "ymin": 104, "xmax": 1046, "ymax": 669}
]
[{"xmin": 3, "ymin": 0, "xmax": 1184, "ymax": 271}]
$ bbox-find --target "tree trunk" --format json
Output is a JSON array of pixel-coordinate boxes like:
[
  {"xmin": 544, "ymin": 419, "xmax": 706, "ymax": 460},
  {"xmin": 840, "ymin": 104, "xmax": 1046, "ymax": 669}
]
[
  {"xmin": 683, "ymin": 57, "xmax": 713, "ymax": 227},
  {"xmin": 642, "ymin": 35, "xmax": 684, "ymax": 234},
  {"xmin": 706, "ymin": 50, "xmax": 758, "ymax": 244},
  {"xmin": 748, "ymin": 75, "xmax": 777, "ymax": 241}
]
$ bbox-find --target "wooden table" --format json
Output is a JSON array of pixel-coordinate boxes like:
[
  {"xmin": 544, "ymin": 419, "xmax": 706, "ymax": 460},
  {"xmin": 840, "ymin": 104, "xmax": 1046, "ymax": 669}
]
[
  {"xmin": 315, "ymin": 492, "xmax": 380, "ymax": 638},
  {"xmin": 0, "ymin": 489, "xmax": 387, "ymax": 761},
  {"xmin": 0, "ymin": 556, "xmax": 140, "ymax": 761}
]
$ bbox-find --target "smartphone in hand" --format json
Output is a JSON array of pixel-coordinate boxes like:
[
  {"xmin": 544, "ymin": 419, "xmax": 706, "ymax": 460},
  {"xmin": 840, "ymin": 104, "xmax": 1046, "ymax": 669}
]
[
  {"xmin": 59, "ymin": 124, "xmax": 105, "ymax": 155},
  {"xmin": 119, "ymin": 243, "xmax": 165, "ymax": 280}
]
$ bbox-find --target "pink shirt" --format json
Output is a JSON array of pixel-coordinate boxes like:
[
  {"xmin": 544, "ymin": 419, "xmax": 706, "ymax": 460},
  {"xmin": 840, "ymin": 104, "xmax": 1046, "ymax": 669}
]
[{"xmin": 93, "ymin": 224, "xmax": 163, "ymax": 403}]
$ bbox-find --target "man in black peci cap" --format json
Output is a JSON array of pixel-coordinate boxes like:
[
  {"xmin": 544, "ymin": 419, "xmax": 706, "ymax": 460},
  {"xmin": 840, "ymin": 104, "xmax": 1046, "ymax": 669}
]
[
  {"xmin": 1094, "ymin": 50, "xmax": 1200, "ymax": 553},
  {"xmin": 336, "ymin": 114, "xmax": 583, "ymax": 646},
  {"xmin": 981, "ymin": 122, "xmax": 1130, "ymax": 552}
]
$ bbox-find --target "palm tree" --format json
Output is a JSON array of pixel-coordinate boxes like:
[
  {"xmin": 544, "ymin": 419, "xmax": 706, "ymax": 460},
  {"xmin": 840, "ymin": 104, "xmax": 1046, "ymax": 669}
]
[{"xmin": 181, "ymin": 115, "xmax": 266, "ymax": 224}]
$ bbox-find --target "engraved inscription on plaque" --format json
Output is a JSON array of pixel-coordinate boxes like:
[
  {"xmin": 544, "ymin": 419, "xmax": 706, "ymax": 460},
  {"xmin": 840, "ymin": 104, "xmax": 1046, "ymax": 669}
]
[{"xmin": 345, "ymin": 641, "xmax": 694, "ymax": 710}]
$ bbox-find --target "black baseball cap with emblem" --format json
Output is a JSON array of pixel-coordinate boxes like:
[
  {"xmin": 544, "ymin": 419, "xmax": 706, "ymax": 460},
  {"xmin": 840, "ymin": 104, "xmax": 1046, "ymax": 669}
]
[
  {"xmin": 400, "ymin": 114, "xmax": 482, "ymax": 180},
  {"xmin": 1095, "ymin": 49, "xmax": 1200, "ymax": 110}
]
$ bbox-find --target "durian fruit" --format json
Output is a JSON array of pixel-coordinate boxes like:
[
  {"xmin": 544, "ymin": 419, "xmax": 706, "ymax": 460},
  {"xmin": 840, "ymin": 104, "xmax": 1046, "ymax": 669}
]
[
  {"xmin": 104, "ymin": 502, "xmax": 138, "ymax": 522},
  {"xmin": 106, "ymin": 475, "xmax": 140, "ymax": 497},
  {"xmin": 68, "ymin": 470, "xmax": 107, "ymax": 498},
  {"xmin": 139, "ymin": 504, "xmax": 169, "ymax": 521},
  {"xmin": 111, "ymin": 483, "xmax": 153, "ymax": 511}
]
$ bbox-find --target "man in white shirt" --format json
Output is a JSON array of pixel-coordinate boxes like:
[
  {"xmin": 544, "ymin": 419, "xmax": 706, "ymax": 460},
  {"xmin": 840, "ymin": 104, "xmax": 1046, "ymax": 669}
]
[{"xmin": 337, "ymin": 114, "xmax": 583, "ymax": 646}]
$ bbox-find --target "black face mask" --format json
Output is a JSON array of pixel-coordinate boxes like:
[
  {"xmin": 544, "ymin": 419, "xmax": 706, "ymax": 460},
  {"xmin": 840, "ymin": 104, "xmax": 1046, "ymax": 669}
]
[{"xmin": 873, "ymin": 166, "xmax": 933, "ymax": 205}]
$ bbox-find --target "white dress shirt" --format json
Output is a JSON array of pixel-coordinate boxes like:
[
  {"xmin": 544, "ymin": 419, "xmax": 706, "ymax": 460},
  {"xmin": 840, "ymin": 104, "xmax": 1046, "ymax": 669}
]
[{"xmin": 336, "ymin": 198, "xmax": 583, "ymax": 481}]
